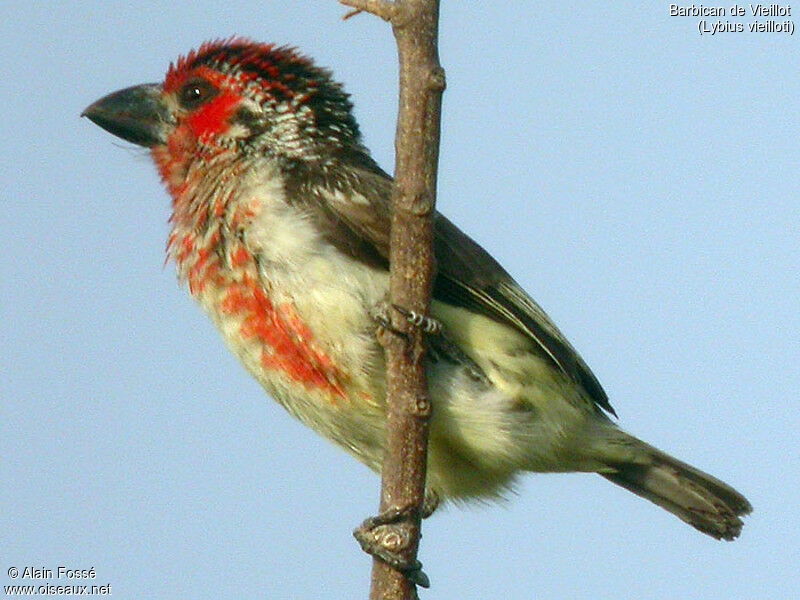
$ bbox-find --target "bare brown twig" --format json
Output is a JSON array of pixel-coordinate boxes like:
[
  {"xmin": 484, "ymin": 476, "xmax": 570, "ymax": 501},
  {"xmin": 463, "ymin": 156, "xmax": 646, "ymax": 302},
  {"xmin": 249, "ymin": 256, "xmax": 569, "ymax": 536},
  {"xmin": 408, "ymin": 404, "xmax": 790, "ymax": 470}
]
[
  {"xmin": 339, "ymin": 1, "xmax": 445, "ymax": 599},
  {"xmin": 341, "ymin": 8, "xmax": 363, "ymax": 20},
  {"xmin": 340, "ymin": 0, "xmax": 398, "ymax": 21}
]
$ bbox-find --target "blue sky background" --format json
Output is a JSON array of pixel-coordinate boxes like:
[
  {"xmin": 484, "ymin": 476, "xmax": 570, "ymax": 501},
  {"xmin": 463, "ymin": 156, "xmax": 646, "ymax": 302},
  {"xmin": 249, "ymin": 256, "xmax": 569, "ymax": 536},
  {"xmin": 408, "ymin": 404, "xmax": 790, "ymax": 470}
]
[{"xmin": 2, "ymin": 2, "xmax": 798, "ymax": 598}]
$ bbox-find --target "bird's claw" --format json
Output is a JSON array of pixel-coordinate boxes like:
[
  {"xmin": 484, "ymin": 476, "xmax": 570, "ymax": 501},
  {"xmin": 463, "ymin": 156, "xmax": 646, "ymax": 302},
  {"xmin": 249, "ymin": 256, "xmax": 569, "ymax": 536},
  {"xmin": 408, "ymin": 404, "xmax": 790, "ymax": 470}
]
[
  {"xmin": 354, "ymin": 503, "xmax": 431, "ymax": 588},
  {"xmin": 421, "ymin": 489, "xmax": 440, "ymax": 519},
  {"xmin": 391, "ymin": 304, "xmax": 442, "ymax": 335},
  {"xmin": 372, "ymin": 301, "xmax": 442, "ymax": 337}
]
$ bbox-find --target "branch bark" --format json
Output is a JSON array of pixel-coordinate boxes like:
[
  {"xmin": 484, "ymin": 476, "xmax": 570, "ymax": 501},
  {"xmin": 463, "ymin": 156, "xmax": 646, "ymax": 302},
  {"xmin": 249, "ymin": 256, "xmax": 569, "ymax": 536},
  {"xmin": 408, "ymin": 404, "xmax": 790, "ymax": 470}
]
[{"xmin": 341, "ymin": 1, "xmax": 444, "ymax": 598}]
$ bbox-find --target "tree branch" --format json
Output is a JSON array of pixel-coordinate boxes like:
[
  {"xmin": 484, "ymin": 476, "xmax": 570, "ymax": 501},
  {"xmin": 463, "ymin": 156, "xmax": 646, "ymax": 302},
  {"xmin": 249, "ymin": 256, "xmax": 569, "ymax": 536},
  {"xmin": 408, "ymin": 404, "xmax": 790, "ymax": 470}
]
[
  {"xmin": 340, "ymin": 0, "xmax": 399, "ymax": 21},
  {"xmin": 341, "ymin": 1, "xmax": 444, "ymax": 598}
]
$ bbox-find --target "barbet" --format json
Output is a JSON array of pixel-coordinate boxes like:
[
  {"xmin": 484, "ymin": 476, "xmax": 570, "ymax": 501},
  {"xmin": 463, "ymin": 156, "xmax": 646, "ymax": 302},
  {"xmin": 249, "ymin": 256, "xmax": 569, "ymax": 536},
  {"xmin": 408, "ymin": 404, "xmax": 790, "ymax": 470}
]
[{"xmin": 84, "ymin": 39, "xmax": 751, "ymax": 540}]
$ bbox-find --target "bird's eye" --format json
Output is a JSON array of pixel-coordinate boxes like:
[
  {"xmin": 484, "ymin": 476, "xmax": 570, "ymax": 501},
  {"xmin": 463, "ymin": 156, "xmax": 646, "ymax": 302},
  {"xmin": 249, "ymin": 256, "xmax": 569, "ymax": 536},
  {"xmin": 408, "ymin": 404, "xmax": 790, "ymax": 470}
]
[{"xmin": 177, "ymin": 79, "xmax": 217, "ymax": 110}]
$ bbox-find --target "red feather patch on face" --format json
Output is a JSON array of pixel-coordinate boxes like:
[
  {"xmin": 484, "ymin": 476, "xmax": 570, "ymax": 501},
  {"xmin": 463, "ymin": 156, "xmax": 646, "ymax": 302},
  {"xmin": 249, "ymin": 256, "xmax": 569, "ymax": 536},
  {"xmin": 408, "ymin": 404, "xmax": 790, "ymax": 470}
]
[
  {"xmin": 165, "ymin": 38, "xmax": 301, "ymax": 103},
  {"xmin": 168, "ymin": 64, "xmax": 243, "ymax": 143},
  {"xmin": 163, "ymin": 38, "xmax": 253, "ymax": 93},
  {"xmin": 184, "ymin": 86, "xmax": 240, "ymax": 141}
]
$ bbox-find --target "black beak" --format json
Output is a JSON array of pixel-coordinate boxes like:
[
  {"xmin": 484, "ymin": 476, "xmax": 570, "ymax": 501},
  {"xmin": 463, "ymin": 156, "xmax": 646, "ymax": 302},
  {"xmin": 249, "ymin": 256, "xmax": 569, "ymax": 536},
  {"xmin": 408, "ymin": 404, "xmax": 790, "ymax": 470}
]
[{"xmin": 82, "ymin": 83, "xmax": 169, "ymax": 147}]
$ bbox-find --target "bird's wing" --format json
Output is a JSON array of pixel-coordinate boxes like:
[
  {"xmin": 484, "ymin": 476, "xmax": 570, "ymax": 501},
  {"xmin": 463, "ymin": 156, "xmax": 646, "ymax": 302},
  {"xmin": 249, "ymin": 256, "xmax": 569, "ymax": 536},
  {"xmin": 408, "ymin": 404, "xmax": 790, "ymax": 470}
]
[
  {"xmin": 290, "ymin": 162, "xmax": 614, "ymax": 416},
  {"xmin": 432, "ymin": 214, "xmax": 613, "ymax": 416}
]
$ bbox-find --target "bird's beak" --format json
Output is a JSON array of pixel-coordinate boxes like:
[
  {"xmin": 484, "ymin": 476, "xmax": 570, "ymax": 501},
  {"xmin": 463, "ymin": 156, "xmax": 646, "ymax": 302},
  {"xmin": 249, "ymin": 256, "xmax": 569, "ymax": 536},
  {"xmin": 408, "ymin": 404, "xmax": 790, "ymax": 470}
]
[{"xmin": 82, "ymin": 83, "xmax": 169, "ymax": 147}]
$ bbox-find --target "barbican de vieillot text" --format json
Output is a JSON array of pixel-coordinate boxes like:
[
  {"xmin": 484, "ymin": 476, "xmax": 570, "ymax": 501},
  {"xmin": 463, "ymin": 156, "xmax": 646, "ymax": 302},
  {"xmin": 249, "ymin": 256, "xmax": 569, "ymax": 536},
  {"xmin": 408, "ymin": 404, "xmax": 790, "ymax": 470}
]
[{"xmin": 670, "ymin": 4, "xmax": 792, "ymax": 17}]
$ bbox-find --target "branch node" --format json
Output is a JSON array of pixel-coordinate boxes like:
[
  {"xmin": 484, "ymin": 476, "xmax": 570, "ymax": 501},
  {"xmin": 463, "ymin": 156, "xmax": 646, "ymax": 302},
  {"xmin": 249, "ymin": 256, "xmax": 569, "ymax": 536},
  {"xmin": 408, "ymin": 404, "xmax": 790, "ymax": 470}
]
[
  {"xmin": 393, "ymin": 185, "xmax": 435, "ymax": 217},
  {"xmin": 414, "ymin": 396, "xmax": 431, "ymax": 417},
  {"xmin": 406, "ymin": 197, "xmax": 435, "ymax": 217},
  {"xmin": 428, "ymin": 66, "xmax": 446, "ymax": 92}
]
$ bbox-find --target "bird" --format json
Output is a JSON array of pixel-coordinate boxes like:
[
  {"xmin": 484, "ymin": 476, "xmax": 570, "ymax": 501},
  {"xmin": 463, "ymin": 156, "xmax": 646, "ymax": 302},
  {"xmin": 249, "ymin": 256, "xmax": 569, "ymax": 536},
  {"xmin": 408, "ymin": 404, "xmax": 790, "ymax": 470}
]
[{"xmin": 83, "ymin": 38, "xmax": 751, "ymax": 542}]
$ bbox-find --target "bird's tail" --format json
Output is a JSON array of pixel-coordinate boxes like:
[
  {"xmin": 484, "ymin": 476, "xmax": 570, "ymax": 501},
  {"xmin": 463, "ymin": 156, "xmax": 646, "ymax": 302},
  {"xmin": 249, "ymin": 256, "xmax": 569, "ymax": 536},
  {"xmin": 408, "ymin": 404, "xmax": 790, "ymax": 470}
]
[{"xmin": 598, "ymin": 434, "xmax": 752, "ymax": 540}]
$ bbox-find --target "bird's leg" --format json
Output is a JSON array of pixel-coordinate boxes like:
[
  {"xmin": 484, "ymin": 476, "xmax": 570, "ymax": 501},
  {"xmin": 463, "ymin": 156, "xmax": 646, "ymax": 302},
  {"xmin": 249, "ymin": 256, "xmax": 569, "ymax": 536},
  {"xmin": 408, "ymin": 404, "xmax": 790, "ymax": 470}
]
[
  {"xmin": 370, "ymin": 301, "xmax": 404, "ymax": 339},
  {"xmin": 361, "ymin": 305, "xmax": 442, "ymax": 587},
  {"xmin": 353, "ymin": 490, "xmax": 439, "ymax": 587},
  {"xmin": 373, "ymin": 299, "xmax": 488, "ymax": 386},
  {"xmin": 354, "ymin": 502, "xmax": 430, "ymax": 588},
  {"xmin": 391, "ymin": 304, "xmax": 442, "ymax": 335},
  {"xmin": 371, "ymin": 300, "xmax": 443, "ymax": 339}
]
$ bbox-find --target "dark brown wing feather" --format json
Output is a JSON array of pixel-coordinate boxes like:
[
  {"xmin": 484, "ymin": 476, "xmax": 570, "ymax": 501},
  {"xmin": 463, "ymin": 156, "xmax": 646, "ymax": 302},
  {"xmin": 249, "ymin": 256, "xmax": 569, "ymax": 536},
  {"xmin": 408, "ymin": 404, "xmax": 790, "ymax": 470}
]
[
  {"xmin": 285, "ymin": 160, "xmax": 614, "ymax": 416},
  {"xmin": 432, "ymin": 215, "xmax": 613, "ymax": 415}
]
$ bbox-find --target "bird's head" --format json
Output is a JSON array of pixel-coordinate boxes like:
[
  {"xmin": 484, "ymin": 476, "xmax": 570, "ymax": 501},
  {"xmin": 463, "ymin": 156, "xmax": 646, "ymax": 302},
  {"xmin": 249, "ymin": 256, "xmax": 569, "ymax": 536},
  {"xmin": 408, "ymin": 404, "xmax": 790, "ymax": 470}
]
[{"xmin": 83, "ymin": 38, "xmax": 367, "ymax": 187}]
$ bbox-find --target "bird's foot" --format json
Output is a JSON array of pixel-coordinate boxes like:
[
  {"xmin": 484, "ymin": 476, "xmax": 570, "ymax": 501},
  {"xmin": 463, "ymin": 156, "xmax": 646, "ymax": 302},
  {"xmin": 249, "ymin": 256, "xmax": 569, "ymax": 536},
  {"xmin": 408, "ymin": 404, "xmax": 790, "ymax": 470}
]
[
  {"xmin": 354, "ymin": 502, "xmax": 431, "ymax": 588},
  {"xmin": 421, "ymin": 489, "xmax": 440, "ymax": 519},
  {"xmin": 391, "ymin": 304, "xmax": 442, "ymax": 335},
  {"xmin": 372, "ymin": 301, "xmax": 443, "ymax": 338}
]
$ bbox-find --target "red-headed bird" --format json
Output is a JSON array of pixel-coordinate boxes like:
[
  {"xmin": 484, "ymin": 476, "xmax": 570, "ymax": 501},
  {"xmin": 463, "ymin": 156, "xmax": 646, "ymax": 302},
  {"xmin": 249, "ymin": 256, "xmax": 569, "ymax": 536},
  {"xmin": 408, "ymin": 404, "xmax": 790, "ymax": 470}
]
[{"xmin": 84, "ymin": 39, "xmax": 751, "ymax": 541}]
